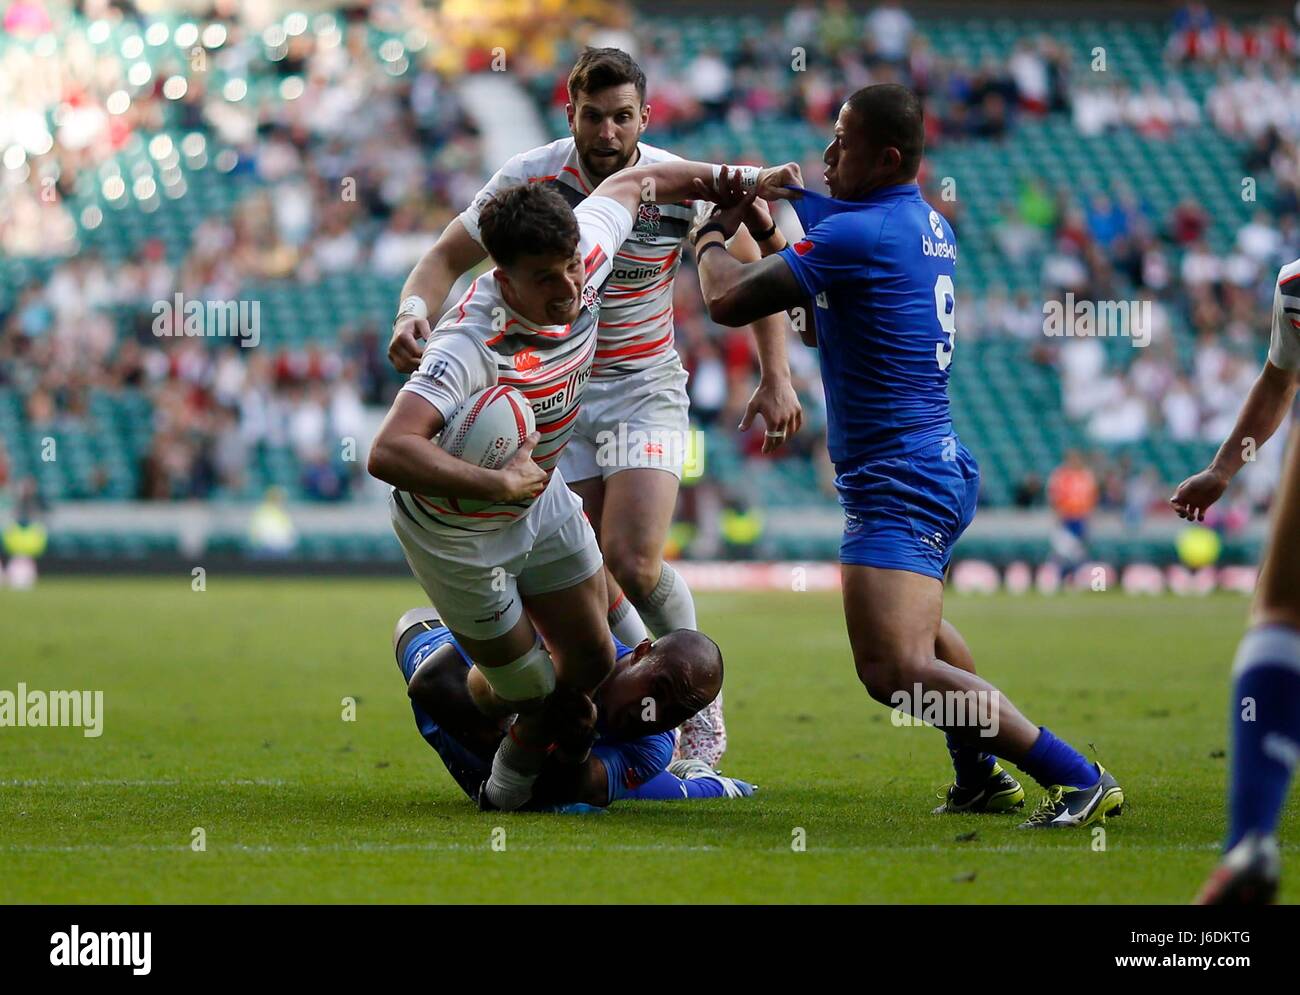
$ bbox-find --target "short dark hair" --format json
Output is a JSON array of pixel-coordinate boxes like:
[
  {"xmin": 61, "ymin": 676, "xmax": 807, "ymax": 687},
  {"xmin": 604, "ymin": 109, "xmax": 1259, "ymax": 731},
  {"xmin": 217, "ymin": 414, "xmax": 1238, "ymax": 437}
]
[
  {"xmin": 651, "ymin": 629, "xmax": 723, "ymax": 703},
  {"xmin": 567, "ymin": 47, "xmax": 647, "ymax": 105},
  {"xmin": 478, "ymin": 184, "xmax": 579, "ymax": 269},
  {"xmin": 846, "ymin": 83, "xmax": 925, "ymax": 177}
]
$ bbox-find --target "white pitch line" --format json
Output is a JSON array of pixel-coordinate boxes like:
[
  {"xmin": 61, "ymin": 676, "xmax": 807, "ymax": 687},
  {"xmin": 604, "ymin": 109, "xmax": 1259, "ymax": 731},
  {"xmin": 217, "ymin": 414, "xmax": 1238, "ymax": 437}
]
[
  {"xmin": 0, "ymin": 841, "xmax": 1222, "ymax": 855},
  {"xmin": 1, "ymin": 778, "xmax": 289, "ymax": 787}
]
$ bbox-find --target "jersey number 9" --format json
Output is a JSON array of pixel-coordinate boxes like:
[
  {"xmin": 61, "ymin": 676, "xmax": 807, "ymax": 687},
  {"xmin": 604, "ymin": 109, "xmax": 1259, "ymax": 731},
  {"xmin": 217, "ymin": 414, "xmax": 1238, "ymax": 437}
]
[{"xmin": 934, "ymin": 274, "xmax": 956, "ymax": 371}]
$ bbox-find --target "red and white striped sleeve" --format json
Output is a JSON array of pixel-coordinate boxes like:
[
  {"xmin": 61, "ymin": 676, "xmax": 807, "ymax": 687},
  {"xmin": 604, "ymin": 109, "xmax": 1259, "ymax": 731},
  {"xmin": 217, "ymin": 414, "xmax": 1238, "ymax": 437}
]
[
  {"xmin": 400, "ymin": 330, "xmax": 497, "ymax": 421},
  {"xmin": 574, "ymin": 195, "xmax": 634, "ymax": 291},
  {"xmin": 1269, "ymin": 260, "xmax": 1300, "ymax": 371}
]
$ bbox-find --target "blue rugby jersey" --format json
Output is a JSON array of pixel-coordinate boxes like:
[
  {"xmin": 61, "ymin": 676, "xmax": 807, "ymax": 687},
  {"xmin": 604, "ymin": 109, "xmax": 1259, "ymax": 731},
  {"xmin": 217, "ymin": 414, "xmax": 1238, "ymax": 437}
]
[{"xmin": 779, "ymin": 184, "xmax": 958, "ymax": 466}]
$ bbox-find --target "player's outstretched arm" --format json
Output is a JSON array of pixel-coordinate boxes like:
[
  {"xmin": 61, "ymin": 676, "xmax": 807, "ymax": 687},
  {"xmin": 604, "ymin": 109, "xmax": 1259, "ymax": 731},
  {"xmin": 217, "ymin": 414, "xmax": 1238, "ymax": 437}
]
[
  {"xmin": 684, "ymin": 167, "xmax": 809, "ymax": 328},
  {"xmin": 1171, "ymin": 359, "xmax": 1298, "ymax": 521},
  {"xmin": 694, "ymin": 244, "xmax": 807, "ymax": 330},
  {"xmin": 726, "ymin": 225, "xmax": 803, "ymax": 452},
  {"xmin": 591, "ymin": 160, "xmax": 801, "ymax": 223},
  {"xmin": 368, "ymin": 393, "xmax": 546, "ymax": 503},
  {"xmin": 388, "ymin": 219, "xmax": 488, "ymax": 373}
]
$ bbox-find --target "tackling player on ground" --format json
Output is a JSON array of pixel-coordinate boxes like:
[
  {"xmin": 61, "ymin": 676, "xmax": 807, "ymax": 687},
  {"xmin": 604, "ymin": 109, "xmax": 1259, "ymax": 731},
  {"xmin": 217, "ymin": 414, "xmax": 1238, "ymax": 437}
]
[
  {"xmin": 691, "ymin": 83, "xmax": 1123, "ymax": 828},
  {"xmin": 369, "ymin": 153, "xmax": 798, "ymax": 811},
  {"xmin": 388, "ymin": 49, "xmax": 804, "ymax": 768},
  {"xmin": 391, "ymin": 608, "xmax": 755, "ymax": 809}
]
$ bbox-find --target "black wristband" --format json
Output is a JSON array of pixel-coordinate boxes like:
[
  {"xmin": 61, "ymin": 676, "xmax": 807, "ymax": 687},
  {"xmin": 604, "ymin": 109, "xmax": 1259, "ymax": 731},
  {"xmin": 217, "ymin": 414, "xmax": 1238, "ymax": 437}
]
[
  {"xmin": 692, "ymin": 221, "xmax": 727, "ymax": 245},
  {"xmin": 751, "ymin": 222, "xmax": 778, "ymax": 242},
  {"xmin": 696, "ymin": 239, "xmax": 728, "ymax": 262}
]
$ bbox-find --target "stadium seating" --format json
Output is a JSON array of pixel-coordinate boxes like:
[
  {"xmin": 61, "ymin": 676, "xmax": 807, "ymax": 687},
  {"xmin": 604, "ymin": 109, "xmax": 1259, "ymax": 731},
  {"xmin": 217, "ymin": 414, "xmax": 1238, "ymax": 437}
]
[{"xmin": 0, "ymin": 11, "xmax": 1271, "ymax": 546}]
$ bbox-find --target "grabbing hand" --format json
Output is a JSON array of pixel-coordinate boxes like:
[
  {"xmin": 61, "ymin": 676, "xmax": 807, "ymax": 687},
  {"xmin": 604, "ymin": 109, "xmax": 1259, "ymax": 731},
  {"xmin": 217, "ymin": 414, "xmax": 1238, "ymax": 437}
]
[
  {"xmin": 755, "ymin": 162, "xmax": 804, "ymax": 201},
  {"xmin": 691, "ymin": 166, "xmax": 756, "ymax": 242},
  {"xmin": 495, "ymin": 433, "xmax": 548, "ymax": 503},
  {"xmin": 541, "ymin": 685, "xmax": 598, "ymax": 764}
]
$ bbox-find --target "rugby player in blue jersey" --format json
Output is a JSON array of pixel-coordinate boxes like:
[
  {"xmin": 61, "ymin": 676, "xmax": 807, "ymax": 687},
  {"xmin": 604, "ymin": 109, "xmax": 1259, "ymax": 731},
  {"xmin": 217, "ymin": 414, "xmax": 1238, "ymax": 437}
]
[
  {"xmin": 690, "ymin": 84, "xmax": 1123, "ymax": 829},
  {"xmin": 391, "ymin": 608, "xmax": 755, "ymax": 809}
]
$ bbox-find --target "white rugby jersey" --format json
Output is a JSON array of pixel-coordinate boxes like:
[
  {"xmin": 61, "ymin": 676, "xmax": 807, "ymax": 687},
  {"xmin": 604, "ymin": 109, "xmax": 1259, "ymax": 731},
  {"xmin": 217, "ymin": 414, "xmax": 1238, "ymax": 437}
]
[
  {"xmin": 1269, "ymin": 258, "xmax": 1300, "ymax": 371},
  {"xmin": 458, "ymin": 137, "xmax": 710, "ymax": 380},
  {"xmin": 395, "ymin": 195, "xmax": 633, "ymax": 535}
]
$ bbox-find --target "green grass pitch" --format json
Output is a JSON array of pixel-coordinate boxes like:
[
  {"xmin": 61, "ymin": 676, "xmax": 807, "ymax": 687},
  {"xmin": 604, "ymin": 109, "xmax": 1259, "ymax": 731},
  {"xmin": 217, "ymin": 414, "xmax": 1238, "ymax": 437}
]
[{"xmin": 2, "ymin": 577, "xmax": 1294, "ymax": 904}]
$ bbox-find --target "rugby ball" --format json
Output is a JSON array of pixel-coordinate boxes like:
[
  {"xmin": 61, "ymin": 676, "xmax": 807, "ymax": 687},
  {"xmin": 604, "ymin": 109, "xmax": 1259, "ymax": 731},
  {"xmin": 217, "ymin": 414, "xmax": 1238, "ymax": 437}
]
[{"xmin": 436, "ymin": 385, "xmax": 536, "ymax": 511}]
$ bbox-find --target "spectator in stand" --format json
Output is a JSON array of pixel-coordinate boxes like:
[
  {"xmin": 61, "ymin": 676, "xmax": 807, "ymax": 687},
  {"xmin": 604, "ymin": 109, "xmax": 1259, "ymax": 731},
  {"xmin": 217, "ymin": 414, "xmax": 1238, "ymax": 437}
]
[
  {"xmin": 688, "ymin": 47, "xmax": 732, "ymax": 123},
  {"xmin": 1048, "ymin": 451, "xmax": 1100, "ymax": 576},
  {"xmin": 1169, "ymin": 199, "xmax": 1210, "ymax": 245},
  {"xmin": 865, "ymin": 2, "xmax": 914, "ymax": 65}
]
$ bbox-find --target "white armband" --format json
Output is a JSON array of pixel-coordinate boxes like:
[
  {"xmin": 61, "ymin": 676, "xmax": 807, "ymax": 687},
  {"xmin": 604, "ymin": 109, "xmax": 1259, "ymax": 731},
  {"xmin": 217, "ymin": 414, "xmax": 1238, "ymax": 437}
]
[
  {"xmin": 395, "ymin": 295, "xmax": 428, "ymax": 325},
  {"xmin": 711, "ymin": 164, "xmax": 761, "ymax": 193}
]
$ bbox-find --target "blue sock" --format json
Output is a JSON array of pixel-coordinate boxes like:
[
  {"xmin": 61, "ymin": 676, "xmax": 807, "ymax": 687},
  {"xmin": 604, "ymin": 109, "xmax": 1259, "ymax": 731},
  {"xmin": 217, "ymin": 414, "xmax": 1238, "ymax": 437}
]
[
  {"xmin": 946, "ymin": 731, "xmax": 996, "ymax": 788},
  {"xmin": 1225, "ymin": 626, "xmax": 1300, "ymax": 851},
  {"xmin": 1018, "ymin": 727, "xmax": 1098, "ymax": 790},
  {"xmin": 624, "ymin": 769, "xmax": 729, "ymax": 800}
]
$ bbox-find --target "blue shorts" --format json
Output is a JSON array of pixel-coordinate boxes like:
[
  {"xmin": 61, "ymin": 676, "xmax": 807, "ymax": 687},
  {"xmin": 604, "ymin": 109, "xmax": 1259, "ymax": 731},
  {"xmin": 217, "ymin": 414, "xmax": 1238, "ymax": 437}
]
[{"xmin": 835, "ymin": 436, "xmax": 979, "ymax": 581}]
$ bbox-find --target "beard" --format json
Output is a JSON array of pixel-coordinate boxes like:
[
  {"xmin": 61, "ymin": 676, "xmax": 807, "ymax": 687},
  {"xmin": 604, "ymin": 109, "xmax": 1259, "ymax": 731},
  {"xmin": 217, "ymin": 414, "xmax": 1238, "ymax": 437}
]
[{"xmin": 579, "ymin": 145, "xmax": 634, "ymax": 181}]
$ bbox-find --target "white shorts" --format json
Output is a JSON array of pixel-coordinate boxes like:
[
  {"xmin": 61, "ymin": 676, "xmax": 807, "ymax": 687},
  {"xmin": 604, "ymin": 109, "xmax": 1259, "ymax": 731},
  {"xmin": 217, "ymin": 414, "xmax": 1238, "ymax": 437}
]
[
  {"xmin": 559, "ymin": 359, "xmax": 692, "ymax": 483},
  {"xmin": 389, "ymin": 484, "xmax": 603, "ymax": 641}
]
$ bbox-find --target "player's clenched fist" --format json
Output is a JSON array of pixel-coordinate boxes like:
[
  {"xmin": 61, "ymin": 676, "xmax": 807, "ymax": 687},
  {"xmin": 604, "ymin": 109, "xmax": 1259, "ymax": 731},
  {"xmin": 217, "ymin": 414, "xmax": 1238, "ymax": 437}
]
[
  {"xmin": 493, "ymin": 432, "xmax": 548, "ymax": 503},
  {"xmin": 1170, "ymin": 467, "xmax": 1230, "ymax": 522},
  {"xmin": 388, "ymin": 315, "xmax": 430, "ymax": 373},
  {"xmin": 696, "ymin": 163, "xmax": 805, "ymax": 213},
  {"xmin": 756, "ymin": 162, "xmax": 804, "ymax": 201}
]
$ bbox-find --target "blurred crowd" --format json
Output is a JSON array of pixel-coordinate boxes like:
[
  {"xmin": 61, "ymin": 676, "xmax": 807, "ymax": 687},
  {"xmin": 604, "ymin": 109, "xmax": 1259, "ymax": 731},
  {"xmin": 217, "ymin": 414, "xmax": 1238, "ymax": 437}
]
[
  {"xmin": 2, "ymin": 1, "xmax": 1300, "ymax": 521},
  {"xmin": 524, "ymin": 1, "xmax": 1074, "ymax": 146},
  {"xmin": 946, "ymin": 176, "xmax": 1294, "ymax": 453},
  {"xmin": 1, "ymin": 0, "xmax": 490, "ymax": 500},
  {"xmin": 1167, "ymin": 3, "xmax": 1297, "ymax": 66}
]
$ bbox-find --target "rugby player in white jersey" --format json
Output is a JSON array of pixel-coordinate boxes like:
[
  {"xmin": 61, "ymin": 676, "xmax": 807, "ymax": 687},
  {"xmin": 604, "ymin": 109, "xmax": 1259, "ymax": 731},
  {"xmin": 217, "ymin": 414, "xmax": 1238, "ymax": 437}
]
[
  {"xmin": 387, "ymin": 48, "xmax": 803, "ymax": 767},
  {"xmin": 369, "ymin": 156, "xmax": 799, "ymax": 810},
  {"xmin": 1170, "ymin": 257, "xmax": 1300, "ymax": 902}
]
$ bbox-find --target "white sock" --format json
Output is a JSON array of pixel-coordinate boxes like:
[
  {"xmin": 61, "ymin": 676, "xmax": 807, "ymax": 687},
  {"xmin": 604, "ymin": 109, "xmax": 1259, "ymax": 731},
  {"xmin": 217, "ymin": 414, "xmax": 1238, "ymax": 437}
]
[
  {"xmin": 635, "ymin": 563, "xmax": 696, "ymax": 638},
  {"xmin": 484, "ymin": 730, "xmax": 543, "ymax": 811},
  {"xmin": 608, "ymin": 592, "xmax": 649, "ymax": 646}
]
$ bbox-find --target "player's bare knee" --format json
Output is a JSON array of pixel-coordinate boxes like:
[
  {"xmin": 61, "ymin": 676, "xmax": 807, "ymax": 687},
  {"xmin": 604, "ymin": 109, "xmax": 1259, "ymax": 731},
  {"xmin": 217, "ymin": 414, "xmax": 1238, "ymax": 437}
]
[
  {"xmin": 856, "ymin": 654, "xmax": 930, "ymax": 704},
  {"xmin": 856, "ymin": 661, "xmax": 900, "ymax": 703},
  {"xmin": 603, "ymin": 543, "xmax": 661, "ymax": 601}
]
